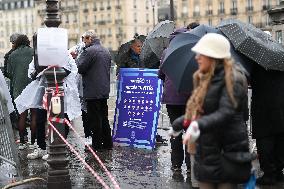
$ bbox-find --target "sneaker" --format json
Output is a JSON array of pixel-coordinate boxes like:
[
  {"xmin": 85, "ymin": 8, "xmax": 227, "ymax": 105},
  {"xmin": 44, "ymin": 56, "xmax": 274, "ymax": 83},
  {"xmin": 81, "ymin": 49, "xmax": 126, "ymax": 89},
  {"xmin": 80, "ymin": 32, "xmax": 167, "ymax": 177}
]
[
  {"xmin": 18, "ymin": 143, "xmax": 27, "ymax": 150},
  {"xmin": 84, "ymin": 137, "xmax": 92, "ymax": 146},
  {"xmin": 156, "ymin": 135, "xmax": 167, "ymax": 143},
  {"xmin": 29, "ymin": 142, "xmax": 38, "ymax": 150},
  {"xmin": 42, "ymin": 154, "xmax": 49, "ymax": 161},
  {"xmin": 27, "ymin": 148, "xmax": 46, "ymax": 160}
]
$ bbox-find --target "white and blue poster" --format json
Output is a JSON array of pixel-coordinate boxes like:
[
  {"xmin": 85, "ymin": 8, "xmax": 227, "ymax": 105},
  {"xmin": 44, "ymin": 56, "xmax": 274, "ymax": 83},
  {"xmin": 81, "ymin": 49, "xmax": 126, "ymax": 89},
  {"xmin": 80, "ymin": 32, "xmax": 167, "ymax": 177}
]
[{"xmin": 113, "ymin": 68, "xmax": 163, "ymax": 150}]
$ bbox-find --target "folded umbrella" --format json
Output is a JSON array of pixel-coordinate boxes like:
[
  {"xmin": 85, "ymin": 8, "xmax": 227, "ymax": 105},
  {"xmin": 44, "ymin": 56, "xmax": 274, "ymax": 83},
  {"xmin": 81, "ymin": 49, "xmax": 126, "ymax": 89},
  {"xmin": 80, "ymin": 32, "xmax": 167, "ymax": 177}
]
[{"xmin": 218, "ymin": 19, "xmax": 284, "ymax": 71}]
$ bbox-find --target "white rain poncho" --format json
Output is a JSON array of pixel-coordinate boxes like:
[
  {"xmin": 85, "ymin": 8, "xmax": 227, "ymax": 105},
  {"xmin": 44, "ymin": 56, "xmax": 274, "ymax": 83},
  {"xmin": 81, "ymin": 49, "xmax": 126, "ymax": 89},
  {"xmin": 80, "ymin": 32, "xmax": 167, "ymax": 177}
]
[
  {"xmin": 0, "ymin": 70, "xmax": 14, "ymax": 114},
  {"xmin": 15, "ymin": 55, "xmax": 81, "ymax": 121},
  {"xmin": 69, "ymin": 42, "xmax": 86, "ymax": 112}
]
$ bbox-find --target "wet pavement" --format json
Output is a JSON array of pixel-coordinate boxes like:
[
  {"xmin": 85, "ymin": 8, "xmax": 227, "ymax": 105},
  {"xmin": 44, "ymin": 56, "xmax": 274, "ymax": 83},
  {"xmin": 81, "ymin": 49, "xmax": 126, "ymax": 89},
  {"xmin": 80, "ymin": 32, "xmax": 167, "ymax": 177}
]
[{"xmin": 1, "ymin": 99, "xmax": 284, "ymax": 189}]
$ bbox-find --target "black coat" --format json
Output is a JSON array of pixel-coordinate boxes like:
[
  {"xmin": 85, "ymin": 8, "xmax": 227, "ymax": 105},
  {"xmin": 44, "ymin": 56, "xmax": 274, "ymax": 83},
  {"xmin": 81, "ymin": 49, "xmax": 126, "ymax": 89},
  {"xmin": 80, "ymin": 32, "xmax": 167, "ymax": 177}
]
[
  {"xmin": 194, "ymin": 64, "xmax": 250, "ymax": 183},
  {"xmin": 251, "ymin": 64, "xmax": 284, "ymax": 139},
  {"xmin": 77, "ymin": 39, "xmax": 111, "ymax": 99},
  {"xmin": 116, "ymin": 50, "xmax": 144, "ymax": 75}
]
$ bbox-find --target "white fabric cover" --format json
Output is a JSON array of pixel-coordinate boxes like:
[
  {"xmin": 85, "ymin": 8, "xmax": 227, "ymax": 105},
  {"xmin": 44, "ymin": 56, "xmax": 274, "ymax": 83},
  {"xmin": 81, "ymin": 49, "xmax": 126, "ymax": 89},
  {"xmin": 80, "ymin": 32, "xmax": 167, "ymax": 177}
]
[
  {"xmin": 0, "ymin": 70, "xmax": 14, "ymax": 114},
  {"xmin": 15, "ymin": 55, "xmax": 81, "ymax": 121}
]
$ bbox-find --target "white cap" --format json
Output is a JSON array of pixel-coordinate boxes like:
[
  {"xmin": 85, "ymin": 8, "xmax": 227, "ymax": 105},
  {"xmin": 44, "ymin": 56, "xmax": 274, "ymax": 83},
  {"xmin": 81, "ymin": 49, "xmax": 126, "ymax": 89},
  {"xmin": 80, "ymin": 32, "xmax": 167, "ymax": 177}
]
[{"xmin": 192, "ymin": 33, "xmax": 231, "ymax": 59}]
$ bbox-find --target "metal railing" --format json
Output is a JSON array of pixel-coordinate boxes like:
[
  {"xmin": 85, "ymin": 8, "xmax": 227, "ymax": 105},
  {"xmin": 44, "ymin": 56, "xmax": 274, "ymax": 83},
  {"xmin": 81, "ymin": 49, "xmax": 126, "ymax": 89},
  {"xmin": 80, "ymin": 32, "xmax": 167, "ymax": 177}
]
[
  {"xmin": 109, "ymin": 64, "xmax": 117, "ymax": 97},
  {"xmin": 0, "ymin": 89, "xmax": 21, "ymax": 178}
]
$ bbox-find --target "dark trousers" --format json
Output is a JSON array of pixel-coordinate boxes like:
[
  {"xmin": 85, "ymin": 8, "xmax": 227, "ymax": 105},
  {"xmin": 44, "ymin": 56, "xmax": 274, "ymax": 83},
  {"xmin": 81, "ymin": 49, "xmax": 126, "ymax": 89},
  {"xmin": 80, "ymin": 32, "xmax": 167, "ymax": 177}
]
[
  {"xmin": 36, "ymin": 109, "xmax": 47, "ymax": 150},
  {"xmin": 166, "ymin": 104, "xmax": 190, "ymax": 168},
  {"xmin": 82, "ymin": 110, "xmax": 91, "ymax": 138},
  {"xmin": 256, "ymin": 134, "xmax": 284, "ymax": 176},
  {"xmin": 86, "ymin": 99, "xmax": 112, "ymax": 149}
]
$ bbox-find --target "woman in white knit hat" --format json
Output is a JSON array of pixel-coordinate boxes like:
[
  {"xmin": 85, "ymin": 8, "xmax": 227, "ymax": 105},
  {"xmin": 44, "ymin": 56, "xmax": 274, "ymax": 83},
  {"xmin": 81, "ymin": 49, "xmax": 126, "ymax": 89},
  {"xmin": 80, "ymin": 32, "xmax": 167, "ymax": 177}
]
[{"xmin": 171, "ymin": 33, "xmax": 254, "ymax": 189}]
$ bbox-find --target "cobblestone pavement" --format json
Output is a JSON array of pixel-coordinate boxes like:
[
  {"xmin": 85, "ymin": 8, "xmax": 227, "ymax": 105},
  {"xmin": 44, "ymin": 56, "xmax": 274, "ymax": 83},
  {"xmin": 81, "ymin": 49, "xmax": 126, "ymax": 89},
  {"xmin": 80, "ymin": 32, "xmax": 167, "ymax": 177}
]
[{"xmin": 0, "ymin": 97, "xmax": 283, "ymax": 189}]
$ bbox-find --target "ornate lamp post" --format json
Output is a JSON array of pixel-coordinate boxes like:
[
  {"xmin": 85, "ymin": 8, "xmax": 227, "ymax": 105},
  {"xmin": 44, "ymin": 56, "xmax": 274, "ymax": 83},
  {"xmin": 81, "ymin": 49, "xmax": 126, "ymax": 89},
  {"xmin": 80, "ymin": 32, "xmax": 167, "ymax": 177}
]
[
  {"xmin": 44, "ymin": 1, "xmax": 71, "ymax": 188},
  {"xmin": 150, "ymin": 0, "xmax": 156, "ymax": 28},
  {"xmin": 268, "ymin": 0, "xmax": 284, "ymax": 44}
]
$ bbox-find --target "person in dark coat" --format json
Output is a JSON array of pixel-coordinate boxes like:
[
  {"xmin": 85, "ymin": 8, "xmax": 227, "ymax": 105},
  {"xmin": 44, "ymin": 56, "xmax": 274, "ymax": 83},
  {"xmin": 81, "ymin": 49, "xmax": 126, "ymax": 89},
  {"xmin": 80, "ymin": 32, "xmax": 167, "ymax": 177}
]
[
  {"xmin": 251, "ymin": 64, "xmax": 284, "ymax": 185},
  {"xmin": 171, "ymin": 33, "xmax": 253, "ymax": 189},
  {"xmin": 77, "ymin": 31, "xmax": 113, "ymax": 151},
  {"xmin": 116, "ymin": 38, "xmax": 143, "ymax": 75},
  {"xmin": 158, "ymin": 27, "xmax": 191, "ymax": 172},
  {"xmin": 7, "ymin": 34, "xmax": 35, "ymax": 149},
  {"xmin": 3, "ymin": 33, "xmax": 21, "ymax": 130}
]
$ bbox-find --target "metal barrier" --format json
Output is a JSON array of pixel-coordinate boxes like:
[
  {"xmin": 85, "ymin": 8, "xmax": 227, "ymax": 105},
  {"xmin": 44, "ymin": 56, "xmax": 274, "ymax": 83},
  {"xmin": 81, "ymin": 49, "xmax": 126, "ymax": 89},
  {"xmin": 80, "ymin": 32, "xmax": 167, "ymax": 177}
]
[
  {"xmin": 110, "ymin": 65, "xmax": 117, "ymax": 97},
  {"xmin": 0, "ymin": 89, "xmax": 21, "ymax": 178}
]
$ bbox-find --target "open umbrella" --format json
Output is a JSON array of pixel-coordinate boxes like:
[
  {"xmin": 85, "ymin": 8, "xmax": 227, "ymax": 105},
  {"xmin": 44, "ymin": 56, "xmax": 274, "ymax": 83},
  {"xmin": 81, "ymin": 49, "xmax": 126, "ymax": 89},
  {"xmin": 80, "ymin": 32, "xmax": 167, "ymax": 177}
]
[
  {"xmin": 161, "ymin": 24, "xmax": 252, "ymax": 92},
  {"xmin": 218, "ymin": 19, "xmax": 284, "ymax": 71},
  {"xmin": 141, "ymin": 20, "xmax": 175, "ymax": 68}
]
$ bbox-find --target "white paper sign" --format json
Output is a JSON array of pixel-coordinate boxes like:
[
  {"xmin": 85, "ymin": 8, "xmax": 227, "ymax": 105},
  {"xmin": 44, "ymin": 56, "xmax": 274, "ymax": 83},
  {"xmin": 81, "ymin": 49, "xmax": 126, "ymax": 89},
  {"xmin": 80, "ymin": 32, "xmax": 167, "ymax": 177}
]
[{"xmin": 37, "ymin": 28, "xmax": 69, "ymax": 67}]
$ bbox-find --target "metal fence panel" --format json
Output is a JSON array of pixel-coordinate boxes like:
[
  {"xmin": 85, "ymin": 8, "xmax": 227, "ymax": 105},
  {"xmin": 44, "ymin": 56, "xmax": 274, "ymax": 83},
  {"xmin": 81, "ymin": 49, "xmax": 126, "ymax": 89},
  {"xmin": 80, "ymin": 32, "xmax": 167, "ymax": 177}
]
[{"xmin": 0, "ymin": 89, "xmax": 21, "ymax": 178}]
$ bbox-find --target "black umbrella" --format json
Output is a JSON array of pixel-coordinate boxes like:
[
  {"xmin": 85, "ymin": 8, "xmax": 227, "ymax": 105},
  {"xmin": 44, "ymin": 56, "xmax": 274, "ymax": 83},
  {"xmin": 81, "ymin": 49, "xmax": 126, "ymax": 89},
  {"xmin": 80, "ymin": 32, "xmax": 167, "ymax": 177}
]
[
  {"xmin": 218, "ymin": 19, "xmax": 284, "ymax": 71},
  {"xmin": 141, "ymin": 20, "xmax": 175, "ymax": 68},
  {"xmin": 161, "ymin": 24, "xmax": 252, "ymax": 92},
  {"xmin": 115, "ymin": 41, "xmax": 131, "ymax": 64},
  {"xmin": 160, "ymin": 25, "xmax": 213, "ymax": 92}
]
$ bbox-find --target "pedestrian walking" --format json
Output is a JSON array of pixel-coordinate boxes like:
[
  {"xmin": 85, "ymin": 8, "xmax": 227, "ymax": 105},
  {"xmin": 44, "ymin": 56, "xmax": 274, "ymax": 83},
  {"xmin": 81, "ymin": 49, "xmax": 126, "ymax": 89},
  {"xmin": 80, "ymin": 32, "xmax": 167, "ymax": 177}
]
[
  {"xmin": 77, "ymin": 31, "xmax": 113, "ymax": 151},
  {"xmin": 172, "ymin": 33, "xmax": 253, "ymax": 189},
  {"xmin": 6, "ymin": 34, "xmax": 35, "ymax": 150},
  {"xmin": 251, "ymin": 63, "xmax": 284, "ymax": 185}
]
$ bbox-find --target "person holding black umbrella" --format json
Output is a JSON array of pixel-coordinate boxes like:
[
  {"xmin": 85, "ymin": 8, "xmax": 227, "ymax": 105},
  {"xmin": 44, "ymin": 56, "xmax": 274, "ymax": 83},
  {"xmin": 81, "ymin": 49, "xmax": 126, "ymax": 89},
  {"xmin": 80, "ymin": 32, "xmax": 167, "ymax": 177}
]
[
  {"xmin": 171, "ymin": 33, "xmax": 254, "ymax": 189},
  {"xmin": 116, "ymin": 37, "xmax": 144, "ymax": 75},
  {"xmin": 159, "ymin": 27, "xmax": 191, "ymax": 173},
  {"xmin": 160, "ymin": 24, "xmax": 200, "ymax": 174}
]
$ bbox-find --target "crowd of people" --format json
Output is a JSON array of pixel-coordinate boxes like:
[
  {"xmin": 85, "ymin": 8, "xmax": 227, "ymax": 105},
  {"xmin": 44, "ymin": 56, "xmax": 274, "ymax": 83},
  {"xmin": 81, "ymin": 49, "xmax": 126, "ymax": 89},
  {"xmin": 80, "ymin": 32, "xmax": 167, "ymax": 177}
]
[{"xmin": 1, "ymin": 21, "xmax": 283, "ymax": 189}]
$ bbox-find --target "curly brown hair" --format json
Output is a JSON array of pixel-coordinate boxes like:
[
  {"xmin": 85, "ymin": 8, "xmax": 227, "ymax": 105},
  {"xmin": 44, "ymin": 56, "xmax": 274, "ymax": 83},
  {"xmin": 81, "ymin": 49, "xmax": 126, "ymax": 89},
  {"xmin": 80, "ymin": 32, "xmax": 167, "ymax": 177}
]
[{"xmin": 14, "ymin": 34, "xmax": 30, "ymax": 49}]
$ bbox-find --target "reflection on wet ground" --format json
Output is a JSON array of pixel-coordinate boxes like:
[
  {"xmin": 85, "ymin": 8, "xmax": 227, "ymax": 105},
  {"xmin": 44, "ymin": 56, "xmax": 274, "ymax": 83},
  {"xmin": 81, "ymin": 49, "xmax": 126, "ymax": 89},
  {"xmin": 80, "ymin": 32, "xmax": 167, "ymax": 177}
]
[
  {"xmin": 0, "ymin": 101, "xmax": 283, "ymax": 188},
  {"xmin": 1, "ymin": 129, "xmax": 284, "ymax": 189}
]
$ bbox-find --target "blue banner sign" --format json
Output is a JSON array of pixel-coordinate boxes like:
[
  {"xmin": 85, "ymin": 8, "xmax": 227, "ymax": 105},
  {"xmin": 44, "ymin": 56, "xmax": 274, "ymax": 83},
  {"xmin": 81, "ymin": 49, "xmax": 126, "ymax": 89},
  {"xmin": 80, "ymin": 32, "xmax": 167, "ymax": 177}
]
[{"xmin": 113, "ymin": 68, "xmax": 162, "ymax": 150}]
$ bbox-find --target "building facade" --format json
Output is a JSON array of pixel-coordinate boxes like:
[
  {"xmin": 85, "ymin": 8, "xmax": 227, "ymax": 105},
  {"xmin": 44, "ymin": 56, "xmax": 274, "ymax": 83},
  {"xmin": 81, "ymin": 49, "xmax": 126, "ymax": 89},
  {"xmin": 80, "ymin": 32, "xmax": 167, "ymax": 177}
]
[
  {"xmin": 35, "ymin": 0, "xmax": 82, "ymax": 48},
  {"xmin": 0, "ymin": 0, "xmax": 156, "ymax": 61},
  {"xmin": 175, "ymin": 0, "xmax": 281, "ymax": 30},
  {"xmin": 79, "ymin": 0, "xmax": 156, "ymax": 50},
  {"xmin": 0, "ymin": 0, "xmax": 36, "ymax": 63}
]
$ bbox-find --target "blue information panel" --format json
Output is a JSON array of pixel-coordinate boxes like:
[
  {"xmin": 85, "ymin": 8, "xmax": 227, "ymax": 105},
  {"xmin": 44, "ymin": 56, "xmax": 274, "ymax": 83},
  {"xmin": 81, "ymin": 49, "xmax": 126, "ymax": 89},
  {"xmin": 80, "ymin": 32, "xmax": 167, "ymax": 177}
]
[{"xmin": 113, "ymin": 68, "xmax": 163, "ymax": 150}]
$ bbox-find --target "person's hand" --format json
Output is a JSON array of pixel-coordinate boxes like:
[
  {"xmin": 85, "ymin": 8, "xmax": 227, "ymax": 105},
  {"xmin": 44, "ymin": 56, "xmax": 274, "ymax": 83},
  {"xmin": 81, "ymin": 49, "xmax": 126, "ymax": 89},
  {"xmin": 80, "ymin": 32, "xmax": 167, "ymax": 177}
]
[
  {"xmin": 172, "ymin": 116, "xmax": 185, "ymax": 131},
  {"xmin": 183, "ymin": 121, "xmax": 200, "ymax": 144},
  {"xmin": 168, "ymin": 127, "xmax": 182, "ymax": 137}
]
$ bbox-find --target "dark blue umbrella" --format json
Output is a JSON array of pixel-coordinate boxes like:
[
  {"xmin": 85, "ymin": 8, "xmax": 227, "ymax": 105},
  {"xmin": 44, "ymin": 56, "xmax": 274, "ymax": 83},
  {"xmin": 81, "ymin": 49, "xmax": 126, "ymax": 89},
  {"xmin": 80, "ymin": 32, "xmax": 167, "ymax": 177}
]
[{"xmin": 161, "ymin": 24, "xmax": 252, "ymax": 92}]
